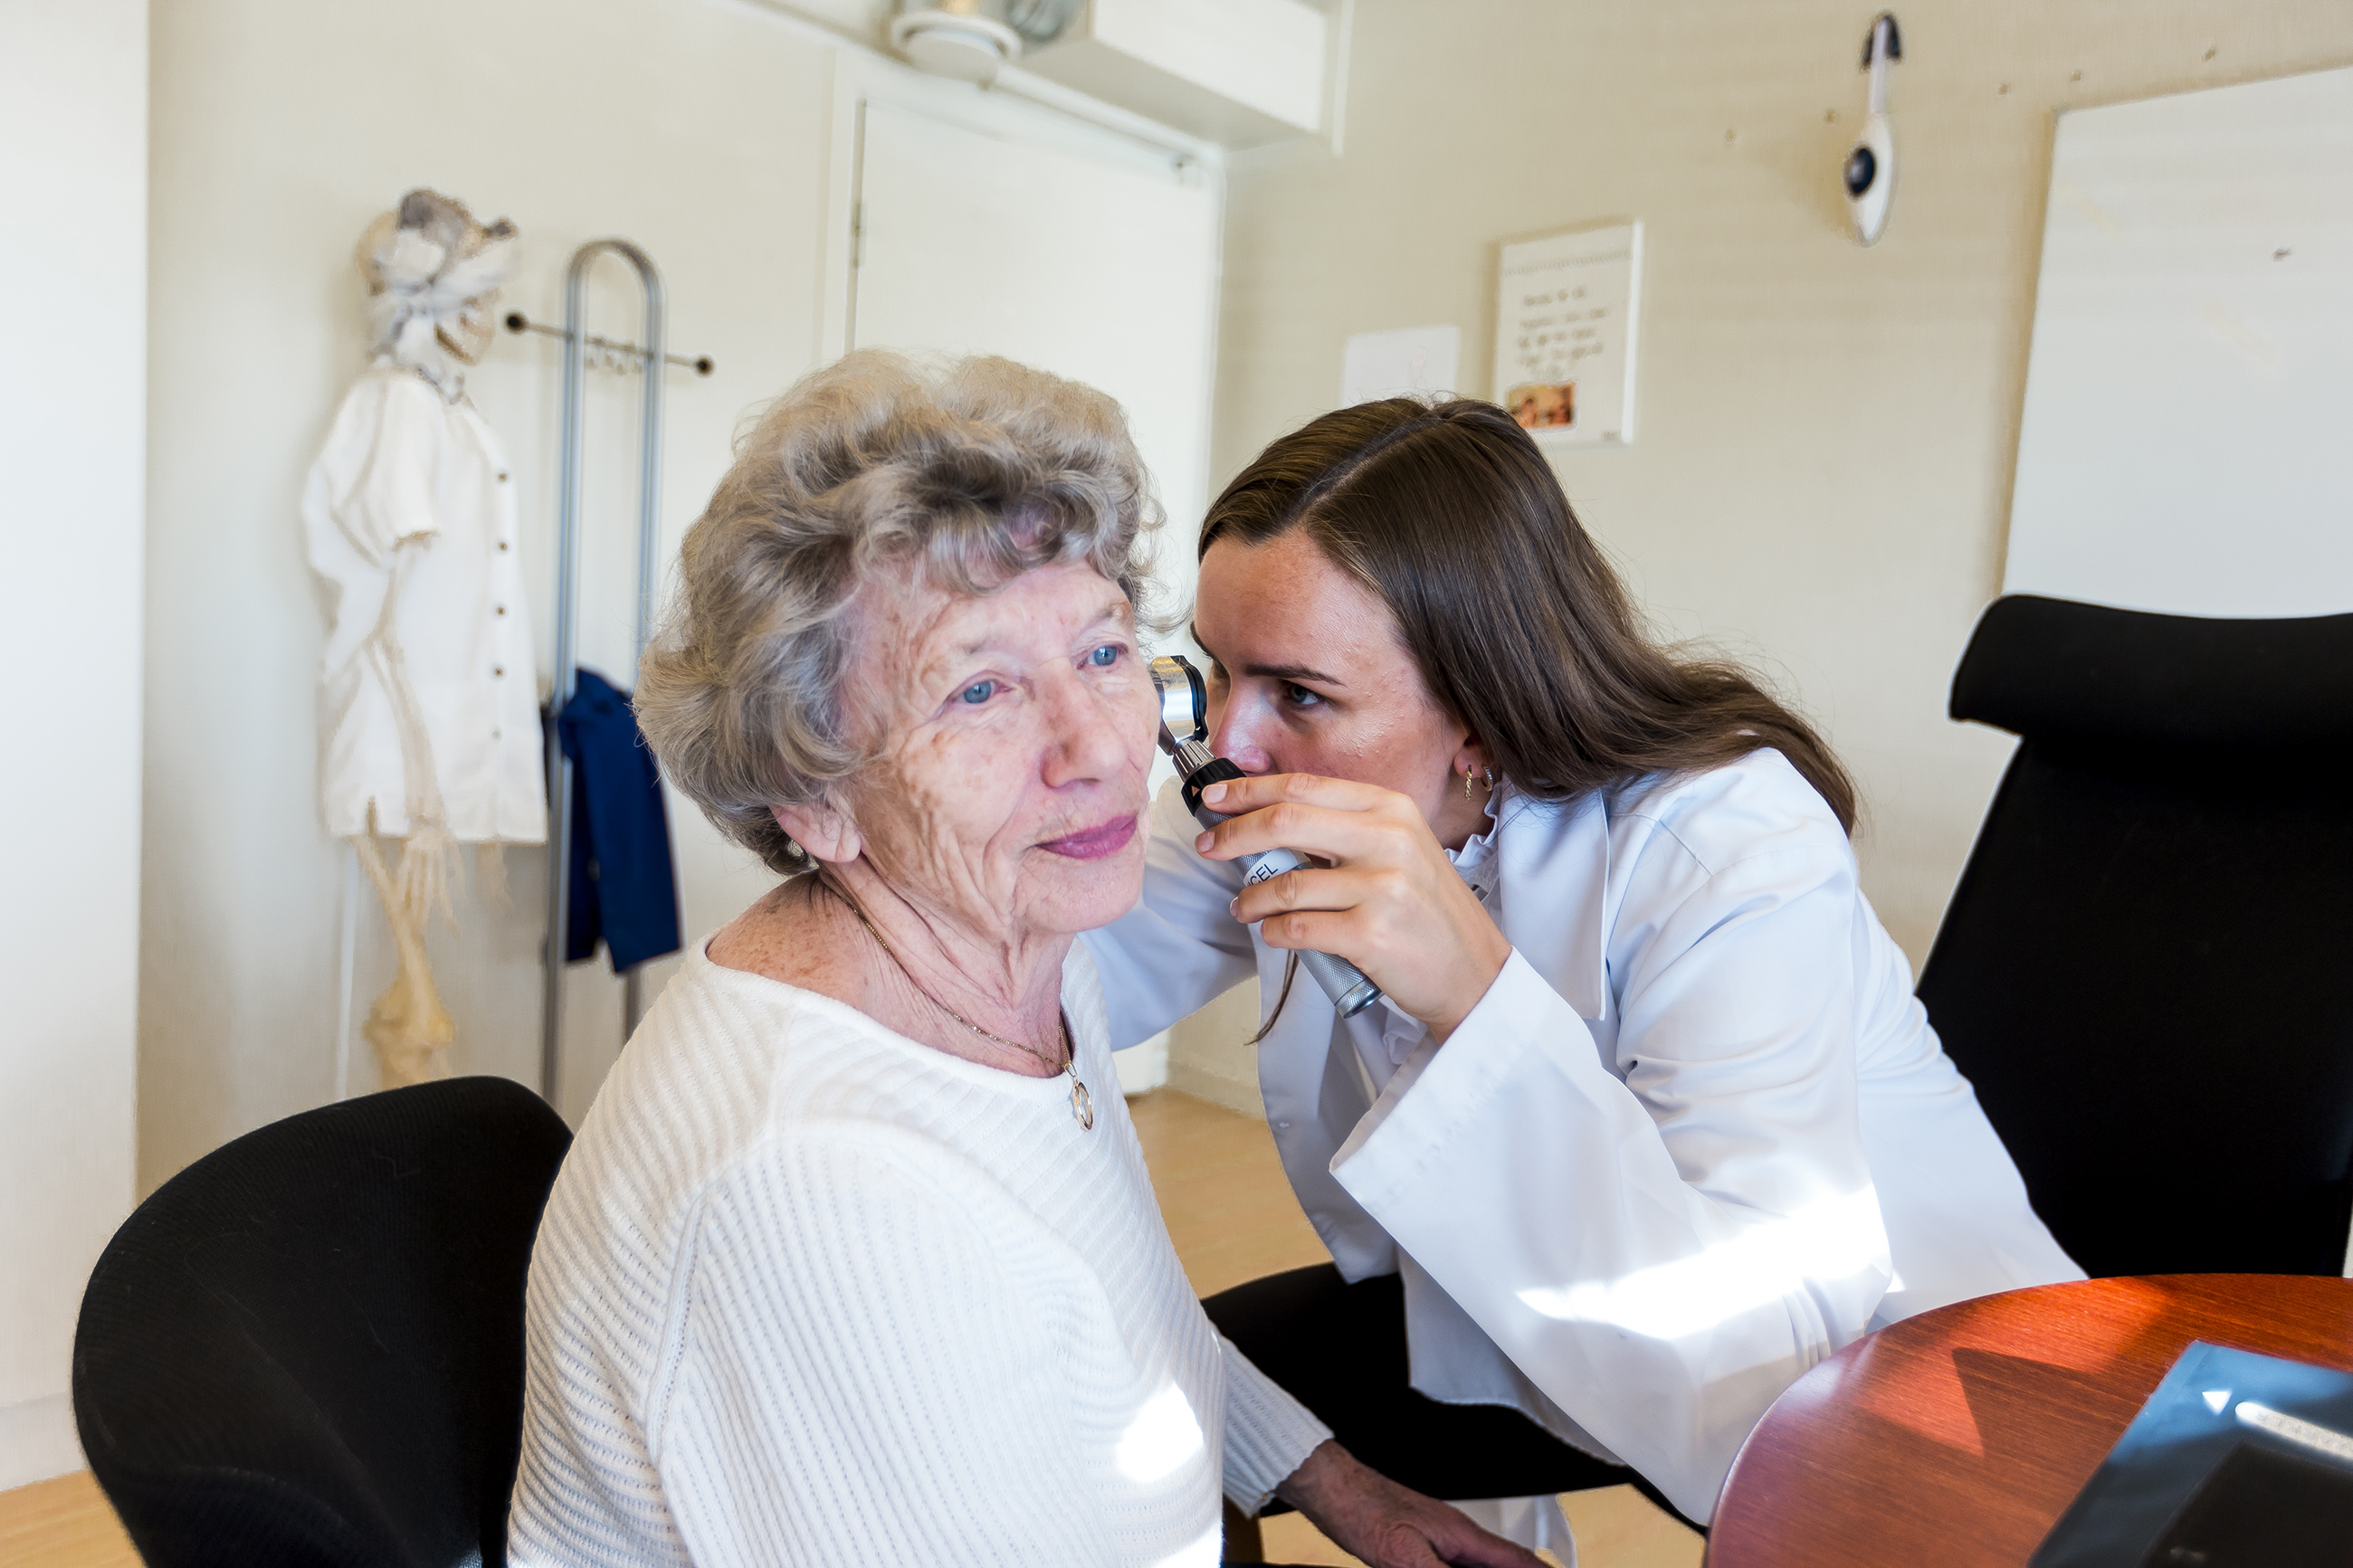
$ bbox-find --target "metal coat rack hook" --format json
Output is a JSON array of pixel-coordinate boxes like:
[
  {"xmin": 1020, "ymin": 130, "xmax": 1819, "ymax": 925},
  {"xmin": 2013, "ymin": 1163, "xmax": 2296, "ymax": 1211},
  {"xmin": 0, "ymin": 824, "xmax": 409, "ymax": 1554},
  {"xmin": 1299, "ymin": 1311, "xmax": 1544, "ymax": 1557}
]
[{"xmin": 504, "ymin": 311, "xmax": 715, "ymax": 376}]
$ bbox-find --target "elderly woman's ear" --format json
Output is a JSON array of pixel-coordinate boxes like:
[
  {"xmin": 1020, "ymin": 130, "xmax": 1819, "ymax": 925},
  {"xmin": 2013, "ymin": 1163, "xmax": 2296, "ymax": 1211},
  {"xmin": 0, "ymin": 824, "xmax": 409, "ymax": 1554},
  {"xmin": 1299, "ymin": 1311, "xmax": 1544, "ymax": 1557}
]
[{"xmin": 769, "ymin": 800, "xmax": 861, "ymax": 865}]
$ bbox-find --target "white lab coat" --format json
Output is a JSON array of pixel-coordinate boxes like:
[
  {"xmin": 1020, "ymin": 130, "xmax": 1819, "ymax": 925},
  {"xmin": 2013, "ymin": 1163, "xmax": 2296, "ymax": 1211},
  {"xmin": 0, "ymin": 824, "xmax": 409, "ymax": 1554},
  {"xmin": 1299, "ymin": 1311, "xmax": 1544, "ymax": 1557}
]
[
  {"xmin": 303, "ymin": 364, "xmax": 546, "ymax": 844},
  {"xmin": 1082, "ymin": 746, "xmax": 2082, "ymax": 1523}
]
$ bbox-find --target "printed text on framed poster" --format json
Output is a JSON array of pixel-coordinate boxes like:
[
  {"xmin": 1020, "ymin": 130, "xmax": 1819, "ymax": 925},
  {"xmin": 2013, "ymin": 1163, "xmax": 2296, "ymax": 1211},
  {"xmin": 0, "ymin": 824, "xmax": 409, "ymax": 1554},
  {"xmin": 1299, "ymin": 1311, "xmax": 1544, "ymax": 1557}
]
[{"xmin": 1492, "ymin": 222, "xmax": 1643, "ymax": 445}]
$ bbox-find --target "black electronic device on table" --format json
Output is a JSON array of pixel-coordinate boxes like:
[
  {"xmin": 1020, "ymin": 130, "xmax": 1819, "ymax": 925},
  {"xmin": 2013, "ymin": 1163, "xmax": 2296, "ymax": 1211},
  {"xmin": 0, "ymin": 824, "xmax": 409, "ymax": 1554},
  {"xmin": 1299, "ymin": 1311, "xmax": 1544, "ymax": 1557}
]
[{"xmin": 2032, "ymin": 1340, "xmax": 2353, "ymax": 1567}]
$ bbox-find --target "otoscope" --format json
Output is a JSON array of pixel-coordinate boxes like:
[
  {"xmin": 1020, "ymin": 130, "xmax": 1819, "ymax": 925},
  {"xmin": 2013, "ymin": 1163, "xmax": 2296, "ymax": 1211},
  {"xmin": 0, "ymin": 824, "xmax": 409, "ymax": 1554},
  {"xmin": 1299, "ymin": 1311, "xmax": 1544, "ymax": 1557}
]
[{"xmin": 1148, "ymin": 654, "xmax": 1383, "ymax": 1018}]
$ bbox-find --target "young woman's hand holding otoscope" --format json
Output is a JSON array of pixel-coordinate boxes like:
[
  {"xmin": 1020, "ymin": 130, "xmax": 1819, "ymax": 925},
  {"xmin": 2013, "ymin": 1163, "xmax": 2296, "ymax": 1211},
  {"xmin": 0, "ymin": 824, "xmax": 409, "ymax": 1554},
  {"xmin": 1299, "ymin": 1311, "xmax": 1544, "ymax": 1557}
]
[{"xmin": 1149, "ymin": 655, "xmax": 1383, "ymax": 1017}]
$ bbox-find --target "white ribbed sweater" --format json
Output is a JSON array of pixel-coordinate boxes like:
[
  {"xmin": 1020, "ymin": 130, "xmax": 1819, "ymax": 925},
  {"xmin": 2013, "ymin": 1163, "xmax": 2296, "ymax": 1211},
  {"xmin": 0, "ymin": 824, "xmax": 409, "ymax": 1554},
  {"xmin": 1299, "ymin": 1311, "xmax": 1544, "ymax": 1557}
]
[{"xmin": 508, "ymin": 938, "xmax": 1329, "ymax": 1568}]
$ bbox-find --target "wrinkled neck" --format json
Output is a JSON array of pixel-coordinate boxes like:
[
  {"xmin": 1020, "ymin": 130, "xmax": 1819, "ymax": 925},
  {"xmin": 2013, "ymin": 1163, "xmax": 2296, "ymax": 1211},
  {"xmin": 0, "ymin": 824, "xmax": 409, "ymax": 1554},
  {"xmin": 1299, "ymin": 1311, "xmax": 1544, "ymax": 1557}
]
[{"xmin": 816, "ymin": 862, "xmax": 1072, "ymax": 1063}]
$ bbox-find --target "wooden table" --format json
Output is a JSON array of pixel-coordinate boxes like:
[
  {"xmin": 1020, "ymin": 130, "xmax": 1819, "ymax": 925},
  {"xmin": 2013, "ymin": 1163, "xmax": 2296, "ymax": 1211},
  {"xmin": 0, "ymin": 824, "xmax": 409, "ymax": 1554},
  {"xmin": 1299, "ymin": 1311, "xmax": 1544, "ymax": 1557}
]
[{"xmin": 1707, "ymin": 1275, "xmax": 2353, "ymax": 1566}]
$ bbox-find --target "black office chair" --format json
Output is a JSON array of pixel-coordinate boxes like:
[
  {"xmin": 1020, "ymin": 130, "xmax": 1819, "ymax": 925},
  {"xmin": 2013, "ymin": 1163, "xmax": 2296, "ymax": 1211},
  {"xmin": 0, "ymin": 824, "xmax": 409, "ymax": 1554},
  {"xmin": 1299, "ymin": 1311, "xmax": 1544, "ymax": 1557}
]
[
  {"xmin": 1917, "ymin": 594, "xmax": 2353, "ymax": 1279},
  {"xmin": 72, "ymin": 1076, "xmax": 572, "ymax": 1568}
]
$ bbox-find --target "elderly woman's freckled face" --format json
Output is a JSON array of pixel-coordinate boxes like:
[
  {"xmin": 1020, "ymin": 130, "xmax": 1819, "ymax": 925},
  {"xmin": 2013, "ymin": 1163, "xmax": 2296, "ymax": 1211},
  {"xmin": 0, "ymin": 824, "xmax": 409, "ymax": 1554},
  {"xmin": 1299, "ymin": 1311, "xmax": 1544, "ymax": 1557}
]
[{"xmin": 839, "ymin": 559, "xmax": 1157, "ymax": 940}]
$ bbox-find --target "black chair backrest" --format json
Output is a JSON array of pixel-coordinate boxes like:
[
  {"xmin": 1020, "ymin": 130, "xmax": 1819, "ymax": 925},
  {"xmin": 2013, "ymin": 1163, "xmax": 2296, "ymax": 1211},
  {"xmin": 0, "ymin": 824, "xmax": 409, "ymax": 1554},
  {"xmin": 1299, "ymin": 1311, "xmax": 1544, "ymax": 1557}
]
[
  {"xmin": 1918, "ymin": 594, "xmax": 2353, "ymax": 1278},
  {"xmin": 73, "ymin": 1076, "xmax": 572, "ymax": 1568}
]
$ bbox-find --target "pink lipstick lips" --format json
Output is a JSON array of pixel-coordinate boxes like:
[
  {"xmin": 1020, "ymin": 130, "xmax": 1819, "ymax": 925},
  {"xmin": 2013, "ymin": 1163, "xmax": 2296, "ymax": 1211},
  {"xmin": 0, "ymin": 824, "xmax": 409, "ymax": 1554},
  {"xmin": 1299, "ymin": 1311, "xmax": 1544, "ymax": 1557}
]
[{"xmin": 1041, "ymin": 813, "xmax": 1138, "ymax": 860}]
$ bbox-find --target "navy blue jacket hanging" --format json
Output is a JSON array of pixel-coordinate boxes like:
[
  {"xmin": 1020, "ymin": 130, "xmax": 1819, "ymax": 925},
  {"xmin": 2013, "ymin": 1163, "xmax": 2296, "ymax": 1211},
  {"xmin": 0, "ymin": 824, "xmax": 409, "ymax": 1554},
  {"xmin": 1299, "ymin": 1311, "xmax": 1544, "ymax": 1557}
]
[{"xmin": 552, "ymin": 668, "xmax": 681, "ymax": 972}]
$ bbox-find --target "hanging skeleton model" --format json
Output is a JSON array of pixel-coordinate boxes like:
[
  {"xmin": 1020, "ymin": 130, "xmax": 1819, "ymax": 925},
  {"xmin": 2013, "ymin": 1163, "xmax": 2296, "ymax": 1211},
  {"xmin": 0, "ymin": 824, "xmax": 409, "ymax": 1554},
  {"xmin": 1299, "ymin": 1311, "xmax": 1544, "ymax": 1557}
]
[{"xmin": 302, "ymin": 191, "xmax": 547, "ymax": 1085}]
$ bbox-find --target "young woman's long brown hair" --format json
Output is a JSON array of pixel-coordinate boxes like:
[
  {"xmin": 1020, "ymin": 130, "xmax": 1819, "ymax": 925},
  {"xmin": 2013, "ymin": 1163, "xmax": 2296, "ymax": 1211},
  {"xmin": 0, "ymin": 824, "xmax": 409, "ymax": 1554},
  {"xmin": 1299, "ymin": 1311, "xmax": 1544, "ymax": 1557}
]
[{"xmin": 1199, "ymin": 395, "xmax": 1858, "ymax": 833}]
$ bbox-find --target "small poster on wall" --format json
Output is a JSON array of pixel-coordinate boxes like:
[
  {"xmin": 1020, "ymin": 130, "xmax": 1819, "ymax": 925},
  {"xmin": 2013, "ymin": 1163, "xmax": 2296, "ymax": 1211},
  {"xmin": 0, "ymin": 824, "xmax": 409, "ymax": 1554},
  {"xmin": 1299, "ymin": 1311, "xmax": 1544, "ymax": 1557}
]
[
  {"xmin": 1340, "ymin": 324, "xmax": 1462, "ymax": 407},
  {"xmin": 1492, "ymin": 221, "xmax": 1643, "ymax": 445}
]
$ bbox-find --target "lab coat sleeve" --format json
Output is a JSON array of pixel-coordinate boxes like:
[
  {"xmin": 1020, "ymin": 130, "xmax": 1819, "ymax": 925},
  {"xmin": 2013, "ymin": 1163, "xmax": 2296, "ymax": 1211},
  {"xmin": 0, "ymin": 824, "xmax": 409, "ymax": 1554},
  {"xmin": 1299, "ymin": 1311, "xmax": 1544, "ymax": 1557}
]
[
  {"xmin": 1328, "ymin": 838, "xmax": 1891, "ymax": 1525},
  {"xmin": 333, "ymin": 374, "xmax": 443, "ymax": 565},
  {"xmin": 1081, "ymin": 779, "xmax": 1255, "ymax": 1050}
]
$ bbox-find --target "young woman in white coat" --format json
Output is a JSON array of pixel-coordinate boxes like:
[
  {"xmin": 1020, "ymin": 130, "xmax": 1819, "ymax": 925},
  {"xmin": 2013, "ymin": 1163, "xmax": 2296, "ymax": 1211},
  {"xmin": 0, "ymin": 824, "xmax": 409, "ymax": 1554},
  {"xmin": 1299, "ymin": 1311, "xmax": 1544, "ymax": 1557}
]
[{"xmin": 1082, "ymin": 397, "xmax": 2082, "ymax": 1532}]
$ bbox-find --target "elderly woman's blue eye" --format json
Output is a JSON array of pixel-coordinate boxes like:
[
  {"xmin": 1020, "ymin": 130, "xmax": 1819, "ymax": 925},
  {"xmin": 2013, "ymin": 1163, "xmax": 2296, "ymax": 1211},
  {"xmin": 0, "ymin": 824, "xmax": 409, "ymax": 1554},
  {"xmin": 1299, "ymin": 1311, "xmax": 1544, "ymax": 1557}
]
[
  {"xmin": 959, "ymin": 680, "xmax": 996, "ymax": 705},
  {"xmin": 1087, "ymin": 644, "xmax": 1119, "ymax": 668}
]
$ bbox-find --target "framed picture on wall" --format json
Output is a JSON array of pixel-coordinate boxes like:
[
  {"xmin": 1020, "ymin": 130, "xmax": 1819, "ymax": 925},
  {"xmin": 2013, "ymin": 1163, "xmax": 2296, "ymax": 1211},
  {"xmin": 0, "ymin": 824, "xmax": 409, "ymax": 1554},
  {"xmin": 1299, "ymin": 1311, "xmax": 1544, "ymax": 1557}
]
[{"xmin": 1492, "ymin": 221, "xmax": 1643, "ymax": 445}]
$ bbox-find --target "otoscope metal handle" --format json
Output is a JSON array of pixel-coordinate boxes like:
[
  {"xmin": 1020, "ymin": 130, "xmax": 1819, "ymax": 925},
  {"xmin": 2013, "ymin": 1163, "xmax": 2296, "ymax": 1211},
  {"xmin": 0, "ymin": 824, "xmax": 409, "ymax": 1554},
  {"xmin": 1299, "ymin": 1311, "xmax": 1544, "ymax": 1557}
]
[
  {"xmin": 1197, "ymin": 826, "xmax": 1386, "ymax": 1019},
  {"xmin": 1300, "ymin": 949, "xmax": 1383, "ymax": 1018}
]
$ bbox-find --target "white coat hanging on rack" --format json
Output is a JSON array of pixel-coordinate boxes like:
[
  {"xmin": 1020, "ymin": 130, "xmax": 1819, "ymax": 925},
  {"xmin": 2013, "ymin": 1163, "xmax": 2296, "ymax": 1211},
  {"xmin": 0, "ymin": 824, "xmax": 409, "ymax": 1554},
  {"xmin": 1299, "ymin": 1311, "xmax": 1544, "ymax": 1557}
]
[{"xmin": 310, "ymin": 187, "xmax": 544, "ymax": 1094}]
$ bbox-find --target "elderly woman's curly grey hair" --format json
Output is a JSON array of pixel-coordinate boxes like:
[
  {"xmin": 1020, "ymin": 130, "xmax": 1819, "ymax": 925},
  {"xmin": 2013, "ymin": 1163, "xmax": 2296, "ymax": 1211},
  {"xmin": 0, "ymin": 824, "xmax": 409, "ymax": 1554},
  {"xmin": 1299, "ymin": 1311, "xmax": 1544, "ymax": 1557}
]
[{"xmin": 635, "ymin": 350, "xmax": 1164, "ymax": 875}]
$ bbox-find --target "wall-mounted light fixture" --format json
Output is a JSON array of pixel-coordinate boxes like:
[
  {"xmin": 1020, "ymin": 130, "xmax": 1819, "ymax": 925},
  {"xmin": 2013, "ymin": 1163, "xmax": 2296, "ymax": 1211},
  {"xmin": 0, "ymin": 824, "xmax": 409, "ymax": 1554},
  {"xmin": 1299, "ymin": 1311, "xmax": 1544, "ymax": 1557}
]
[{"xmin": 1844, "ymin": 12, "xmax": 1901, "ymax": 246}]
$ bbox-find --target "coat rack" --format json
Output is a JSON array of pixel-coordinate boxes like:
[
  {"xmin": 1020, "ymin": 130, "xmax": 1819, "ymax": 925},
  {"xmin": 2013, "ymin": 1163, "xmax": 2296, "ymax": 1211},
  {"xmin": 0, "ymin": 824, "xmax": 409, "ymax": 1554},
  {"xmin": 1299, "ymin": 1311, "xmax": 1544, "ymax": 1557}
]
[
  {"xmin": 505, "ymin": 311, "xmax": 714, "ymax": 377},
  {"xmin": 529, "ymin": 240, "xmax": 712, "ymax": 1109}
]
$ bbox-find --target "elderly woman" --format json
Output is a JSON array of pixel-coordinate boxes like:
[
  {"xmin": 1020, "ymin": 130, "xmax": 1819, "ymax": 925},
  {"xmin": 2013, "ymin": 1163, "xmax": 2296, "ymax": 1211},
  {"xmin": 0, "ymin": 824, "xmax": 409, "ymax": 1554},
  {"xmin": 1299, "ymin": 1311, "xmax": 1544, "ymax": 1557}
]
[{"xmin": 505, "ymin": 353, "xmax": 1539, "ymax": 1568}]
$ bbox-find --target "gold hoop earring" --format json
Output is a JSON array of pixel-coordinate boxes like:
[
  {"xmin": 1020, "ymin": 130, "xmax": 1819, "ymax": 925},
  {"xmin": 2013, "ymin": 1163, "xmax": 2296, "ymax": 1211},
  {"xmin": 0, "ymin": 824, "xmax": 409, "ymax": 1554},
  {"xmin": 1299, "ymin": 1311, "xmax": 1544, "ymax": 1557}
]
[
  {"xmin": 1463, "ymin": 769, "xmax": 1474, "ymax": 803},
  {"xmin": 1484, "ymin": 767, "xmax": 1496, "ymax": 793}
]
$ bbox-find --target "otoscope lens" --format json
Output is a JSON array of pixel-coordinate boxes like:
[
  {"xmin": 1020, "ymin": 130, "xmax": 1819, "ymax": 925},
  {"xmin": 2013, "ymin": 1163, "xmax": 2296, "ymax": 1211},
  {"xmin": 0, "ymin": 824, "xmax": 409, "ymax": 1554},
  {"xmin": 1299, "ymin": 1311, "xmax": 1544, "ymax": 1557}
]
[{"xmin": 1148, "ymin": 655, "xmax": 1207, "ymax": 743}]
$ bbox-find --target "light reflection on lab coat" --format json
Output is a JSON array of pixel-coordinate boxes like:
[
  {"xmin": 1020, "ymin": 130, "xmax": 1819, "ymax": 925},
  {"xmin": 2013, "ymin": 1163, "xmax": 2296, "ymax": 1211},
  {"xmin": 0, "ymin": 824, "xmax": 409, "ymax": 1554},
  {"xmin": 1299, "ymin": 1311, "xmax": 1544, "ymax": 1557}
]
[
  {"xmin": 1515, "ymin": 1187, "xmax": 1891, "ymax": 1343},
  {"xmin": 1084, "ymin": 747, "xmax": 2082, "ymax": 1523}
]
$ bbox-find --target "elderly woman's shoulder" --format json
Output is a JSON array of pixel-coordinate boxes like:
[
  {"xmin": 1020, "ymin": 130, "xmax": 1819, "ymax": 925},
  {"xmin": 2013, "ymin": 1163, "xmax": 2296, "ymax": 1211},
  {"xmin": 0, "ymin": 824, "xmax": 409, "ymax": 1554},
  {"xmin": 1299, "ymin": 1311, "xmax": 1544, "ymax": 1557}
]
[
  {"xmin": 527, "ymin": 959, "xmax": 1059, "ymax": 1392},
  {"xmin": 546, "ymin": 944, "xmax": 1005, "ymax": 1278},
  {"xmin": 573, "ymin": 948, "xmax": 889, "ymax": 1164}
]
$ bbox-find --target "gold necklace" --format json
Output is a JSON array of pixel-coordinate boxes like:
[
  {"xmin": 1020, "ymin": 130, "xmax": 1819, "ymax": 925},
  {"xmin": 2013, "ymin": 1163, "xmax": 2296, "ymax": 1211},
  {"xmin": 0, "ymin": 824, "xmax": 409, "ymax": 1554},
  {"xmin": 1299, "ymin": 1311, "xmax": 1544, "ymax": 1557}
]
[{"xmin": 819, "ymin": 877, "xmax": 1094, "ymax": 1131}]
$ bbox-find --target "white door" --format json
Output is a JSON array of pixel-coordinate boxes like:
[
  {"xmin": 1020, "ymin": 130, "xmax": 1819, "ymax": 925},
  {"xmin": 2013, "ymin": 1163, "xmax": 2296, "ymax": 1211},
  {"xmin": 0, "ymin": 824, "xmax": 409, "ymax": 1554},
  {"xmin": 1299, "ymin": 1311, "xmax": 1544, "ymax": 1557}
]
[{"xmin": 852, "ymin": 97, "xmax": 1223, "ymax": 612}]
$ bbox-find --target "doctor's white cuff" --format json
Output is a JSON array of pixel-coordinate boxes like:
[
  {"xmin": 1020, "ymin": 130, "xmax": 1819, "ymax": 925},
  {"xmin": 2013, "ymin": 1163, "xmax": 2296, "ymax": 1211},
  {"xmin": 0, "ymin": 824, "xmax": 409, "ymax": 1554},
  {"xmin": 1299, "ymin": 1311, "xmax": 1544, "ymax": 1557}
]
[{"xmin": 1329, "ymin": 948, "xmax": 1563, "ymax": 1209}]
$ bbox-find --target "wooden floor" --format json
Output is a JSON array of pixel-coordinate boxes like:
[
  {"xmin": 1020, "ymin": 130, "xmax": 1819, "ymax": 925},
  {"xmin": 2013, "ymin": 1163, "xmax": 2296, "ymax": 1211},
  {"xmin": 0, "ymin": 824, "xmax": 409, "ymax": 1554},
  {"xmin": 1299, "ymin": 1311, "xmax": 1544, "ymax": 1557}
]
[
  {"xmin": 0, "ymin": 1089, "xmax": 1700, "ymax": 1568},
  {"xmin": 0, "ymin": 1471, "xmax": 137, "ymax": 1568}
]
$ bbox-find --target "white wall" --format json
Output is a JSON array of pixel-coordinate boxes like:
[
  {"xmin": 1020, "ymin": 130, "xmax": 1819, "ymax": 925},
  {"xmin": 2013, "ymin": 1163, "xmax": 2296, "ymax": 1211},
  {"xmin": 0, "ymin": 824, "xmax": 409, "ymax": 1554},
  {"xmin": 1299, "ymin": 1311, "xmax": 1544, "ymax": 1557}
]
[
  {"xmin": 1163, "ymin": 984, "xmax": 1264, "ymax": 1115},
  {"xmin": 141, "ymin": 0, "xmax": 841, "ymax": 1183},
  {"xmin": 1212, "ymin": 0, "xmax": 2353, "ymax": 972},
  {"xmin": 0, "ymin": 0, "xmax": 147, "ymax": 1489}
]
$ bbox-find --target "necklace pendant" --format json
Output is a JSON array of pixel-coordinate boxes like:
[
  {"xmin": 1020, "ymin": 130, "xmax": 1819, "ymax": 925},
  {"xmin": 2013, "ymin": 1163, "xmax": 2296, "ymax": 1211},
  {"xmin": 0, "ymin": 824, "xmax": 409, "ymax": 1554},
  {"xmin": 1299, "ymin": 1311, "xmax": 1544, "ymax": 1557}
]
[{"xmin": 1070, "ymin": 1071, "xmax": 1094, "ymax": 1131}]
